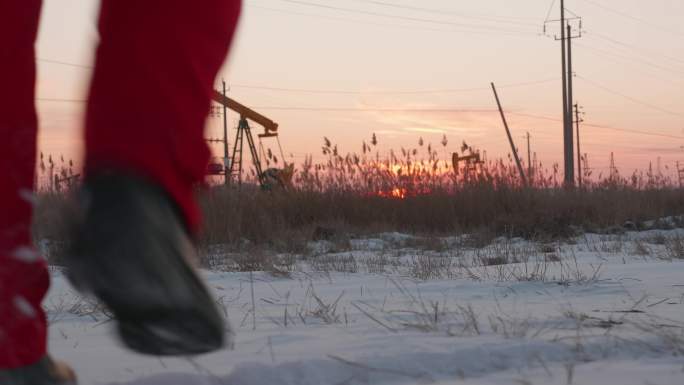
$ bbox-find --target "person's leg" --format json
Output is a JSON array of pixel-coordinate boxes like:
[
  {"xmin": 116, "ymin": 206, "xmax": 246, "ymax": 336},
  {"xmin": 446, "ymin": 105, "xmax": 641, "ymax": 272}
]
[
  {"xmin": 0, "ymin": 0, "xmax": 49, "ymax": 370},
  {"xmin": 65, "ymin": 0, "xmax": 242, "ymax": 355},
  {"xmin": 85, "ymin": 0, "xmax": 242, "ymax": 232}
]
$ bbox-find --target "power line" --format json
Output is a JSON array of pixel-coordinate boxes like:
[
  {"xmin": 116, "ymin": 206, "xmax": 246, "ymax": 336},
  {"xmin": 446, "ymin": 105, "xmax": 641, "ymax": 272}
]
[
  {"xmin": 34, "ymin": 61, "xmax": 684, "ymax": 141},
  {"xmin": 575, "ymin": 42, "xmax": 684, "ymax": 78},
  {"xmin": 272, "ymin": 0, "xmax": 539, "ymax": 35},
  {"xmin": 36, "ymin": 98, "xmax": 88, "ymax": 103},
  {"xmin": 249, "ymin": 4, "xmax": 452, "ymax": 33},
  {"xmin": 37, "ymin": 57, "xmax": 93, "ymax": 70},
  {"xmin": 35, "ymin": 95, "xmax": 684, "ymax": 141},
  {"xmin": 543, "ymin": 0, "xmax": 557, "ymax": 23},
  {"xmin": 576, "ymin": 75, "xmax": 684, "ymax": 117},
  {"xmin": 508, "ymin": 111, "xmax": 684, "ymax": 140},
  {"xmin": 36, "ymin": 57, "xmax": 559, "ymax": 95},
  {"xmin": 230, "ymin": 77, "xmax": 559, "ymax": 95},
  {"xmin": 583, "ymin": 122, "xmax": 684, "ymax": 140},
  {"xmin": 348, "ymin": 0, "xmax": 538, "ymax": 28},
  {"xmin": 586, "ymin": 31, "xmax": 684, "ymax": 66},
  {"xmin": 577, "ymin": 0, "xmax": 684, "ymax": 37},
  {"xmin": 254, "ymin": 2, "xmax": 542, "ymax": 37},
  {"xmin": 35, "ymin": 98, "xmax": 497, "ymax": 113},
  {"xmin": 248, "ymin": 106, "xmax": 498, "ymax": 112},
  {"xmin": 508, "ymin": 112, "xmax": 561, "ymax": 122},
  {"xmin": 233, "ymin": 103, "xmax": 684, "ymax": 141},
  {"xmin": 575, "ymin": 45, "xmax": 684, "ymax": 90},
  {"xmin": 564, "ymin": 7, "xmax": 581, "ymax": 19}
]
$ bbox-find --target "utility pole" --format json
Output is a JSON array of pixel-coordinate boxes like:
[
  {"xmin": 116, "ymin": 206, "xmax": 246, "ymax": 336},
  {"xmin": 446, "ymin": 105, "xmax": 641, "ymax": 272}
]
[
  {"xmin": 222, "ymin": 79, "xmax": 230, "ymax": 185},
  {"xmin": 566, "ymin": 23, "xmax": 575, "ymax": 186},
  {"xmin": 526, "ymin": 132, "xmax": 532, "ymax": 181},
  {"xmin": 546, "ymin": 1, "xmax": 582, "ymax": 186},
  {"xmin": 560, "ymin": 0, "xmax": 572, "ymax": 186},
  {"xmin": 574, "ymin": 104, "xmax": 583, "ymax": 188},
  {"xmin": 491, "ymin": 82, "xmax": 528, "ymax": 186}
]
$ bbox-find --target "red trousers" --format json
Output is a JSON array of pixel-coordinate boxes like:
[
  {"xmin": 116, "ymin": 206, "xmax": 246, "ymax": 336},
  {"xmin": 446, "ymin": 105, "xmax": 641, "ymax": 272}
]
[{"xmin": 0, "ymin": 0, "xmax": 241, "ymax": 368}]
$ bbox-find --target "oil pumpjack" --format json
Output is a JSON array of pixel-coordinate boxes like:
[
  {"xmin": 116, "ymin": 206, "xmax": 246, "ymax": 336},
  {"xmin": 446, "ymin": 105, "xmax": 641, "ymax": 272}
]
[{"xmin": 208, "ymin": 91, "xmax": 293, "ymax": 190}]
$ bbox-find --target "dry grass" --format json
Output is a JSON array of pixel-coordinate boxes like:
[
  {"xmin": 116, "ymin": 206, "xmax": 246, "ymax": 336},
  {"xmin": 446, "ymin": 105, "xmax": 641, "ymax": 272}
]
[
  {"xmin": 663, "ymin": 236, "xmax": 684, "ymax": 260},
  {"xmin": 31, "ymin": 139, "xmax": 684, "ymax": 259},
  {"xmin": 409, "ymin": 252, "xmax": 458, "ymax": 280},
  {"xmin": 193, "ymin": 184, "xmax": 684, "ymax": 253}
]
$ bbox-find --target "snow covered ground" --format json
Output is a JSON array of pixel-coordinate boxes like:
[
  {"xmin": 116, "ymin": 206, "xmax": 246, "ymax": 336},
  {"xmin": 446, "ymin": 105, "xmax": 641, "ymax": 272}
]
[{"xmin": 46, "ymin": 229, "xmax": 684, "ymax": 384}]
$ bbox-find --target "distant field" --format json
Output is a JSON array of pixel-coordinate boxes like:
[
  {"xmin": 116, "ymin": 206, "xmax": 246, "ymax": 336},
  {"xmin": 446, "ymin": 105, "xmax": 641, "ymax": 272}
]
[{"xmin": 33, "ymin": 145, "xmax": 684, "ymax": 260}]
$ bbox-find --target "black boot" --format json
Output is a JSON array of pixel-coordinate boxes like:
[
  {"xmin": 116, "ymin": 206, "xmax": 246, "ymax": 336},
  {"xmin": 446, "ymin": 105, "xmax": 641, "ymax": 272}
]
[{"xmin": 66, "ymin": 172, "xmax": 227, "ymax": 355}]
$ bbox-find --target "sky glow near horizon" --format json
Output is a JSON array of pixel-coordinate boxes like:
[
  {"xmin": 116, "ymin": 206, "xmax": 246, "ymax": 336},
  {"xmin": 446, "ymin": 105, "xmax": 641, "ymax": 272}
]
[{"xmin": 34, "ymin": 0, "xmax": 684, "ymax": 178}]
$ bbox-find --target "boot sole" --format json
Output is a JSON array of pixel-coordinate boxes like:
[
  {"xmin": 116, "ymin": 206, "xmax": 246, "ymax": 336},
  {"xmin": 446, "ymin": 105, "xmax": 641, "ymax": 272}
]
[{"xmin": 66, "ymin": 173, "xmax": 227, "ymax": 355}]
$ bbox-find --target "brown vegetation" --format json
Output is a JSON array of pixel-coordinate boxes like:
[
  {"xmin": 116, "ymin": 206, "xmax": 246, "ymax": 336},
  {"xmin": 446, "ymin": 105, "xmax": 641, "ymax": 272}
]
[{"xmin": 33, "ymin": 139, "xmax": 684, "ymax": 256}]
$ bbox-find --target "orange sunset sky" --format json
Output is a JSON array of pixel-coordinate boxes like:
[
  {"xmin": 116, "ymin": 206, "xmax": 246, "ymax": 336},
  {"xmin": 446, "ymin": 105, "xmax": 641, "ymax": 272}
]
[{"xmin": 35, "ymin": 0, "xmax": 684, "ymax": 178}]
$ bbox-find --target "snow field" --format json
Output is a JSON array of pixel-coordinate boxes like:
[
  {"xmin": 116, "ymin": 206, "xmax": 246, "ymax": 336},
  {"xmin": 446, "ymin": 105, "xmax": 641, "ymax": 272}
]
[{"xmin": 46, "ymin": 229, "xmax": 684, "ymax": 384}]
